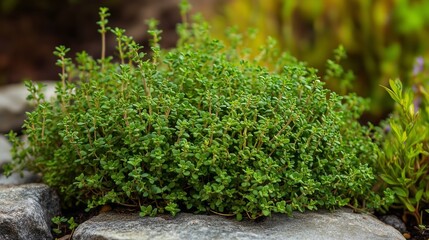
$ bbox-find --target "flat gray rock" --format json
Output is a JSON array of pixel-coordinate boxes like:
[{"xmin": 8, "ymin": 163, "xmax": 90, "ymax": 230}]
[
  {"xmin": 0, "ymin": 135, "xmax": 12, "ymax": 166},
  {"xmin": 0, "ymin": 82, "xmax": 56, "ymax": 133},
  {"xmin": 0, "ymin": 135, "xmax": 40, "ymax": 185},
  {"xmin": 73, "ymin": 208, "xmax": 405, "ymax": 240},
  {"xmin": 0, "ymin": 183, "xmax": 60, "ymax": 240},
  {"xmin": 0, "ymin": 170, "xmax": 41, "ymax": 185}
]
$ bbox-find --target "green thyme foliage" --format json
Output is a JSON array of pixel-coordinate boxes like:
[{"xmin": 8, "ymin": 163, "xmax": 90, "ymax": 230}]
[
  {"xmin": 376, "ymin": 77, "xmax": 429, "ymax": 225},
  {"xmin": 51, "ymin": 216, "xmax": 77, "ymax": 236},
  {"xmin": 5, "ymin": 6, "xmax": 387, "ymax": 219},
  {"xmin": 324, "ymin": 45, "xmax": 356, "ymax": 95}
]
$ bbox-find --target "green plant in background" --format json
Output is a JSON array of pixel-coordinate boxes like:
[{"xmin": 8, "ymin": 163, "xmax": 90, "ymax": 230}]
[
  {"xmin": 375, "ymin": 67, "xmax": 429, "ymax": 225},
  {"xmin": 4, "ymin": 4, "xmax": 392, "ymax": 220},
  {"xmin": 207, "ymin": 0, "xmax": 429, "ymax": 122},
  {"xmin": 324, "ymin": 45, "xmax": 356, "ymax": 96}
]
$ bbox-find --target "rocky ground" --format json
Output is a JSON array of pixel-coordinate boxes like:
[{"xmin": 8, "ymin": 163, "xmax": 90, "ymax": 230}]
[{"xmin": 0, "ymin": 183, "xmax": 405, "ymax": 240}]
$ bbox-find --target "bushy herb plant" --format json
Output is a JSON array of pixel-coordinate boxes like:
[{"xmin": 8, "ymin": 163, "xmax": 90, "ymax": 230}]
[
  {"xmin": 376, "ymin": 69, "xmax": 429, "ymax": 225},
  {"xmin": 4, "ymin": 5, "xmax": 390, "ymax": 220}
]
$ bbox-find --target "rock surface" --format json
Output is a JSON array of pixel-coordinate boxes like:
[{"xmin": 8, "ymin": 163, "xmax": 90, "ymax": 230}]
[
  {"xmin": 0, "ymin": 183, "xmax": 60, "ymax": 240},
  {"xmin": 0, "ymin": 81, "xmax": 56, "ymax": 133},
  {"xmin": 380, "ymin": 215, "xmax": 407, "ymax": 233},
  {"xmin": 0, "ymin": 170, "xmax": 41, "ymax": 185},
  {"xmin": 0, "ymin": 134, "xmax": 12, "ymax": 167},
  {"xmin": 0, "ymin": 134, "xmax": 40, "ymax": 184},
  {"xmin": 73, "ymin": 209, "xmax": 405, "ymax": 240}
]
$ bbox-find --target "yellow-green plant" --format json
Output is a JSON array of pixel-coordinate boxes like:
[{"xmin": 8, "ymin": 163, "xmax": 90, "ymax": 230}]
[
  {"xmin": 207, "ymin": 0, "xmax": 429, "ymax": 121},
  {"xmin": 376, "ymin": 73, "xmax": 429, "ymax": 225}
]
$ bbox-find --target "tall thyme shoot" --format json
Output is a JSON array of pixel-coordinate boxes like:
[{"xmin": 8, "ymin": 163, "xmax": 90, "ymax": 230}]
[{"xmin": 97, "ymin": 7, "xmax": 110, "ymax": 71}]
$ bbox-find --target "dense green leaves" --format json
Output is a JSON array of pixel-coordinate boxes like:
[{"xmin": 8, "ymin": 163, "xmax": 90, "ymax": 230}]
[{"xmin": 4, "ymin": 7, "xmax": 389, "ymax": 219}]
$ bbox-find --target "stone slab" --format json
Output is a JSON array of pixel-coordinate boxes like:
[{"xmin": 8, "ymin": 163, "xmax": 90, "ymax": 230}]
[
  {"xmin": 0, "ymin": 183, "xmax": 60, "ymax": 240},
  {"xmin": 73, "ymin": 208, "xmax": 405, "ymax": 240}
]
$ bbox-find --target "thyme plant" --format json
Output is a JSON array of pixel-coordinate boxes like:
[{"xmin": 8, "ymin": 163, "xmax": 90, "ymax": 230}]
[{"xmin": 4, "ymin": 5, "xmax": 390, "ymax": 220}]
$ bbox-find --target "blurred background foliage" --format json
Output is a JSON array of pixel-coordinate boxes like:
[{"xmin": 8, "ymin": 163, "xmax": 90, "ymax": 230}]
[
  {"xmin": 205, "ymin": 0, "xmax": 429, "ymax": 123},
  {"xmin": 0, "ymin": 0, "xmax": 95, "ymax": 14},
  {"xmin": 0, "ymin": 0, "xmax": 209, "ymax": 85},
  {"xmin": 1, "ymin": 0, "xmax": 429, "ymax": 123},
  {"xmin": 0, "ymin": 0, "xmax": 122, "ymax": 85}
]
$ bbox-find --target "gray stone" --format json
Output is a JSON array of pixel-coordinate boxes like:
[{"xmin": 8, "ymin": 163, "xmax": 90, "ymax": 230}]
[
  {"xmin": 0, "ymin": 134, "xmax": 12, "ymax": 167},
  {"xmin": 380, "ymin": 215, "xmax": 407, "ymax": 233},
  {"xmin": 73, "ymin": 208, "xmax": 405, "ymax": 240},
  {"xmin": 0, "ymin": 135, "xmax": 40, "ymax": 185},
  {"xmin": 0, "ymin": 82, "xmax": 56, "ymax": 133},
  {"xmin": 0, "ymin": 170, "xmax": 41, "ymax": 185},
  {"xmin": 0, "ymin": 183, "xmax": 60, "ymax": 240}
]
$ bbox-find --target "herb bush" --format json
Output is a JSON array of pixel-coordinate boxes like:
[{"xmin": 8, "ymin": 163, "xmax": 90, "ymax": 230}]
[{"xmin": 4, "ymin": 5, "xmax": 391, "ymax": 220}]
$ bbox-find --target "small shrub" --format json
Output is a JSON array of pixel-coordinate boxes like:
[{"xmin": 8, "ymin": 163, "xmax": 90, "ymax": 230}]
[{"xmin": 4, "ymin": 5, "xmax": 390, "ymax": 219}]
